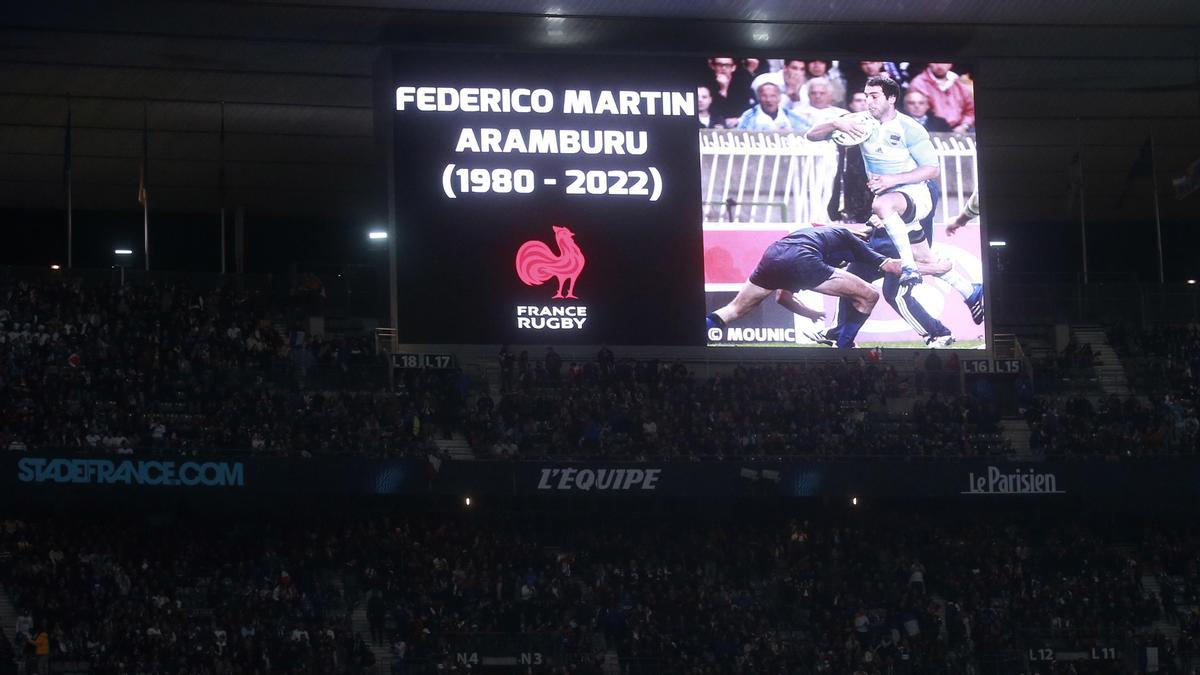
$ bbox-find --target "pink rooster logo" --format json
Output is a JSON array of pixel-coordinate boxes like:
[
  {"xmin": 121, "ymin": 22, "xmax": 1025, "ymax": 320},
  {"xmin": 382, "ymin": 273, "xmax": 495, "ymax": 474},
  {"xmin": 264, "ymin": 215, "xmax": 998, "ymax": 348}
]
[{"xmin": 515, "ymin": 226, "xmax": 586, "ymax": 299}]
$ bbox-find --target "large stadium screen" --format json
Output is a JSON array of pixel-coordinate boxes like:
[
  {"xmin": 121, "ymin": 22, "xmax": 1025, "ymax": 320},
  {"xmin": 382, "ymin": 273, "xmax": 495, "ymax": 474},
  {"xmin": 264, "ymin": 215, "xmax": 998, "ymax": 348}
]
[{"xmin": 388, "ymin": 54, "xmax": 986, "ymax": 348}]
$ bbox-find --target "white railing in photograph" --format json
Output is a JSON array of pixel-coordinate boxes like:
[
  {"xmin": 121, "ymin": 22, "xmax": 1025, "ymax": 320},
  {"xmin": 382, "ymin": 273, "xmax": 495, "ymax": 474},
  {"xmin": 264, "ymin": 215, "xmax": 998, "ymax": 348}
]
[
  {"xmin": 930, "ymin": 134, "xmax": 979, "ymax": 224},
  {"xmin": 699, "ymin": 129, "xmax": 978, "ymax": 227}
]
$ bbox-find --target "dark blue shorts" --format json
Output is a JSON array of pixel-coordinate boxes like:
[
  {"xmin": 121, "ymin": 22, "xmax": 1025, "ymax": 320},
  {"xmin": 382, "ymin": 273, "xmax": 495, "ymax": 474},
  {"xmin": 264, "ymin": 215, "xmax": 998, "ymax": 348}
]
[{"xmin": 748, "ymin": 242, "xmax": 835, "ymax": 292}]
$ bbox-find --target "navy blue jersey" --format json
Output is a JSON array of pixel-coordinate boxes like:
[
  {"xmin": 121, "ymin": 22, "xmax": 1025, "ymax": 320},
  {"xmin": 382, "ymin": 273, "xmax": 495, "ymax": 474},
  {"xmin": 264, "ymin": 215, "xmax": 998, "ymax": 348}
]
[
  {"xmin": 778, "ymin": 226, "xmax": 887, "ymax": 268},
  {"xmin": 749, "ymin": 226, "xmax": 887, "ymax": 292}
]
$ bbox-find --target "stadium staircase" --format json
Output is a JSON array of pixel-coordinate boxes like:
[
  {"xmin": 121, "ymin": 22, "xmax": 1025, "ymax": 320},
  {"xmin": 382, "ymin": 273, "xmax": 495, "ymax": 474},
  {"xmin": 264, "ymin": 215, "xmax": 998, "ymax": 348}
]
[
  {"xmin": 1138, "ymin": 574, "xmax": 1183, "ymax": 642},
  {"xmin": 601, "ymin": 649, "xmax": 619, "ymax": 674},
  {"xmin": 344, "ymin": 585, "xmax": 393, "ymax": 672},
  {"xmin": 435, "ymin": 433, "xmax": 476, "ymax": 460},
  {"xmin": 989, "ymin": 334, "xmax": 1034, "ymax": 458},
  {"xmin": 0, "ymin": 586, "xmax": 16, "ymax": 675},
  {"xmin": 1115, "ymin": 545, "xmax": 1184, "ymax": 643},
  {"xmin": 1072, "ymin": 324, "xmax": 1132, "ymax": 396},
  {"xmin": 999, "ymin": 419, "xmax": 1032, "ymax": 458},
  {"xmin": 1021, "ymin": 334, "xmax": 1057, "ymax": 373},
  {"xmin": 0, "ymin": 585, "xmax": 16, "ymax": 653}
]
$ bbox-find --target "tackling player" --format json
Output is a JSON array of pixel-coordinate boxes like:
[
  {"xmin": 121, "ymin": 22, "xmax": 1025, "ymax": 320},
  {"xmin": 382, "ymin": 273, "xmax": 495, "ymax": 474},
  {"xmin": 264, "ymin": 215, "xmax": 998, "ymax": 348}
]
[
  {"xmin": 705, "ymin": 226, "xmax": 946, "ymax": 349},
  {"xmin": 807, "ymin": 75, "xmax": 984, "ymax": 324},
  {"xmin": 821, "ymin": 218, "xmax": 957, "ymax": 348}
]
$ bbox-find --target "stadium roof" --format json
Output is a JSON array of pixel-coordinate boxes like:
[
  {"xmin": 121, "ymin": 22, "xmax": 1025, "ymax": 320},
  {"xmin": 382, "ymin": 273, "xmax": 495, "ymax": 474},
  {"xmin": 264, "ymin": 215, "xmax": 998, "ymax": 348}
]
[{"xmin": 0, "ymin": 1, "xmax": 1197, "ymax": 224}]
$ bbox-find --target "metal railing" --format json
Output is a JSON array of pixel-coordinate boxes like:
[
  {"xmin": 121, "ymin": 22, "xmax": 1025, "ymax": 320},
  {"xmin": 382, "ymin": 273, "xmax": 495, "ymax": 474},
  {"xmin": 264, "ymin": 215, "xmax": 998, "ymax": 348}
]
[
  {"xmin": 700, "ymin": 130, "xmax": 832, "ymax": 225},
  {"xmin": 699, "ymin": 129, "xmax": 978, "ymax": 227},
  {"xmin": 931, "ymin": 134, "xmax": 979, "ymax": 223},
  {"xmin": 991, "ymin": 333, "xmax": 1024, "ymax": 361},
  {"xmin": 702, "ymin": 199, "xmax": 788, "ymax": 222},
  {"xmin": 375, "ymin": 327, "xmax": 399, "ymax": 355}
]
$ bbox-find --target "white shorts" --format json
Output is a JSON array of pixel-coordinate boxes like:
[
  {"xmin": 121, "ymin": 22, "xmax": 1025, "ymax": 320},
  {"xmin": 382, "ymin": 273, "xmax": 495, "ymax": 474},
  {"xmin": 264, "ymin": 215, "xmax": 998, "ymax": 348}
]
[{"xmin": 887, "ymin": 181, "xmax": 933, "ymax": 226}]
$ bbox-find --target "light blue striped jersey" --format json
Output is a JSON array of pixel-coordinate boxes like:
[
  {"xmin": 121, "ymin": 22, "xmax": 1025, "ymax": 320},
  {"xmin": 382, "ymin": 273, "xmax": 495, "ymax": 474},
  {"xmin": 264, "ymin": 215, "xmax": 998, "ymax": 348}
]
[{"xmin": 860, "ymin": 113, "xmax": 937, "ymax": 177}]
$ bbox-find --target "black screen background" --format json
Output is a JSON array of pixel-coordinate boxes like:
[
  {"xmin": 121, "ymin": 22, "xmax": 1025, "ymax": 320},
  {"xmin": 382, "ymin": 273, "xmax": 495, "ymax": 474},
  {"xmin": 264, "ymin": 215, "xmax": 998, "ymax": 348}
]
[{"xmin": 391, "ymin": 52, "xmax": 705, "ymax": 345}]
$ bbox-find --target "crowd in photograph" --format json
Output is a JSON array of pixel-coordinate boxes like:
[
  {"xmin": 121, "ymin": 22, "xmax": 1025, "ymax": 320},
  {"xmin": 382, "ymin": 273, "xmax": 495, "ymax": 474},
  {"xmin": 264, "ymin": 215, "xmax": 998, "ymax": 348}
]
[{"xmin": 695, "ymin": 57, "xmax": 974, "ymax": 135}]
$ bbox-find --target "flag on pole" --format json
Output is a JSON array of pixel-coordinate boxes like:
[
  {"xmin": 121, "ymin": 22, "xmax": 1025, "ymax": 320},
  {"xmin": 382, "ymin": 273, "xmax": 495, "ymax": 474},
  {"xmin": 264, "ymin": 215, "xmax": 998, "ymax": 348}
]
[
  {"xmin": 1127, "ymin": 137, "xmax": 1153, "ymax": 179},
  {"xmin": 1065, "ymin": 151, "xmax": 1082, "ymax": 211},
  {"xmin": 140, "ymin": 102, "xmax": 150, "ymax": 271},
  {"xmin": 1173, "ymin": 158, "xmax": 1200, "ymax": 200},
  {"xmin": 65, "ymin": 97, "xmax": 74, "ymax": 270},
  {"xmin": 218, "ymin": 101, "xmax": 225, "ymax": 200},
  {"xmin": 218, "ymin": 101, "xmax": 227, "ymax": 274},
  {"xmin": 62, "ymin": 103, "xmax": 72, "ymax": 189},
  {"xmin": 1117, "ymin": 137, "xmax": 1152, "ymax": 207},
  {"xmin": 138, "ymin": 104, "xmax": 148, "ymax": 205}
]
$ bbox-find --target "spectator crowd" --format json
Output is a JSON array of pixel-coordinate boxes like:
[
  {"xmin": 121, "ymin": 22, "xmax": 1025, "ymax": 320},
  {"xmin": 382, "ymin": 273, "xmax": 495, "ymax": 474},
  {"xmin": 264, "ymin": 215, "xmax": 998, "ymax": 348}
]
[
  {"xmin": 472, "ymin": 350, "xmax": 1007, "ymax": 460},
  {"xmin": 3, "ymin": 272, "xmax": 1200, "ymax": 675},
  {"xmin": 1021, "ymin": 325, "xmax": 1200, "ymax": 458},
  {"xmin": 0, "ymin": 273, "xmax": 462, "ymax": 458},
  {"xmin": 0, "ymin": 272, "xmax": 1012, "ymax": 463},
  {"xmin": 10, "ymin": 272, "xmax": 1200, "ymax": 461},
  {"xmin": 695, "ymin": 57, "xmax": 975, "ymax": 135},
  {"xmin": 0, "ymin": 510, "xmax": 1187, "ymax": 674}
]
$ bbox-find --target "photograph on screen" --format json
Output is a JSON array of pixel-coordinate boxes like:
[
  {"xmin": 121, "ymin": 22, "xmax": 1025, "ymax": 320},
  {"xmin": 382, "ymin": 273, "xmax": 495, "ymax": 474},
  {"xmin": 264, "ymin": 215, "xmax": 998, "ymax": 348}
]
[{"xmin": 699, "ymin": 58, "xmax": 985, "ymax": 349}]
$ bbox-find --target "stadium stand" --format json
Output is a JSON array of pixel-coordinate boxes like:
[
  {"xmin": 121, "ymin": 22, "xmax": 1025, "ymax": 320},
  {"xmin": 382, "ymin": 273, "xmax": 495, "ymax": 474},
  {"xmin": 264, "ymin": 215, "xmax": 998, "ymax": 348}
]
[
  {"xmin": 0, "ymin": 272, "xmax": 462, "ymax": 458},
  {"xmin": 0, "ymin": 509, "xmax": 1191, "ymax": 674},
  {"xmin": 9, "ymin": 270, "xmax": 1200, "ymax": 463},
  {"xmin": 4, "ymin": 274, "xmax": 1200, "ymax": 674},
  {"xmin": 0, "ymin": 272, "xmax": 1014, "ymax": 461},
  {"xmin": 13, "ymin": 271, "xmax": 1200, "ymax": 462},
  {"xmin": 0, "ymin": 627, "xmax": 14, "ymax": 675},
  {"xmin": 1014, "ymin": 324, "xmax": 1200, "ymax": 458},
  {"xmin": 468, "ymin": 360, "xmax": 1008, "ymax": 460}
]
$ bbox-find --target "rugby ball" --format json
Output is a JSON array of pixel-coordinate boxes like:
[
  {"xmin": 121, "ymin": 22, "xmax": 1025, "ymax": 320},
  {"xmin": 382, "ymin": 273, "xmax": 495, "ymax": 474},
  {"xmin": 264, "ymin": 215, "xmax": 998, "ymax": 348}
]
[{"xmin": 830, "ymin": 111, "xmax": 879, "ymax": 147}]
